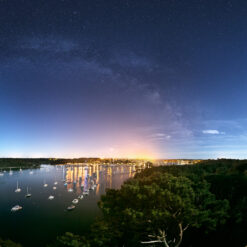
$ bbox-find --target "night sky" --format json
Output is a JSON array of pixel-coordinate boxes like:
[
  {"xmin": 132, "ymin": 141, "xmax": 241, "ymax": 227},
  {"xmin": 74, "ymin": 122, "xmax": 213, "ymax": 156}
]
[{"xmin": 0, "ymin": 0, "xmax": 247, "ymax": 159}]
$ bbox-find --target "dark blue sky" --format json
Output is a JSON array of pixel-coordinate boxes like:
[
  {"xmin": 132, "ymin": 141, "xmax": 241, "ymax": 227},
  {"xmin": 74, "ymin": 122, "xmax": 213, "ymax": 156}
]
[{"xmin": 0, "ymin": 0, "xmax": 247, "ymax": 158}]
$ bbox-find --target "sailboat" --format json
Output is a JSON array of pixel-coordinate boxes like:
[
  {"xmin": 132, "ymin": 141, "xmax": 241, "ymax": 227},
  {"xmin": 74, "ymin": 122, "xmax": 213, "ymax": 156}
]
[
  {"xmin": 82, "ymin": 190, "xmax": 89, "ymax": 196},
  {"xmin": 9, "ymin": 168, "xmax": 13, "ymax": 176},
  {"xmin": 62, "ymin": 166, "xmax": 66, "ymax": 182},
  {"xmin": 0, "ymin": 171, "xmax": 4, "ymax": 176},
  {"xmin": 11, "ymin": 205, "xmax": 22, "ymax": 212},
  {"xmin": 67, "ymin": 205, "xmax": 75, "ymax": 211},
  {"xmin": 43, "ymin": 179, "xmax": 48, "ymax": 187},
  {"xmin": 15, "ymin": 181, "xmax": 21, "ymax": 193},
  {"xmin": 54, "ymin": 172, "xmax": 58, "ymax": 185},
  {"xmin": 25, "ymin": 187, "xmax": 31, "ymax": 197},
  {"xmin": 72, "ymin": 199, "xmax": 79, "ymax": 204}
]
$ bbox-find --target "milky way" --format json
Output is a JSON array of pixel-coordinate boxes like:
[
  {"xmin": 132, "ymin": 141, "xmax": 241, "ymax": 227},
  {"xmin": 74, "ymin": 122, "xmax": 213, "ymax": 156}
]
[{"xmin": 0, "ymin": 0, "xmax": 247, "ymax": 158}]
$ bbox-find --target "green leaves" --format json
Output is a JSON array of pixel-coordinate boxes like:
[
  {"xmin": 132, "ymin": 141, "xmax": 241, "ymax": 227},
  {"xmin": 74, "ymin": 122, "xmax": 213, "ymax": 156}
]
[
  {"xmin": 94, "ymin": 171, "xmax": 229, "ymax": 247},
  {"xmin": 0, "ymin": 239, "xmax": 22, "ymax": 247},
  {"xmin": 56, "ymin": 233, "xmax": 90, "ymax": 247}
]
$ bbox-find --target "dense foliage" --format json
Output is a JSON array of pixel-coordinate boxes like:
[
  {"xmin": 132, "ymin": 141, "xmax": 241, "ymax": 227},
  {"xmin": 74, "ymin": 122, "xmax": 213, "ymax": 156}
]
[
  {"xmin": 0, "ymin": 158, "xmax": 94, "ymax": 168},
  {"xmin": 0, "ymin": 238, "xmax": 22, "ymax": 247},
  {"xmin": 0, "ymin": 158, "xmax": 103, "ymax": 168},
  {"xmin": 0, "ymin": 158, "xmax": 50, "ymax": 168},
  {"xmin": 53, "ymin": 159, "xmax": 247, "ymax": 247},
  {"xmin": 0, "ymin": 158, "xmax": 138, "ymax": 168}
]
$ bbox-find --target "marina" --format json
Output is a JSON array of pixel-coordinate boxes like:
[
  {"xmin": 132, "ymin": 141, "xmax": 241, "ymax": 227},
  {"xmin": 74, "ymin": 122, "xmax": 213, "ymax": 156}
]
[{"xmin": 0, "ymin": 163, "xmax": 146, "ymax": 246}]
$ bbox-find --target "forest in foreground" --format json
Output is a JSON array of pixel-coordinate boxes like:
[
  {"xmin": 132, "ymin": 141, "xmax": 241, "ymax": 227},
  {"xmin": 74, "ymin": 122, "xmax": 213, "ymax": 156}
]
[{"xmin": 1, "ymin": 159, "xmax": 247, "ymax": 247}]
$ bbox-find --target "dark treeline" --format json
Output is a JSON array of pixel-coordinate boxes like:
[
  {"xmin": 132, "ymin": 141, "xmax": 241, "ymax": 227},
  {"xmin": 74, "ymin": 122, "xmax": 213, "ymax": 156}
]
[
  {"xmin": 0, "ymin": 158, "xmax": 139, "ymax": 168},
  {"xmin": 0, "ymin": 158, "xmax": 99, "ymax": 168},
  {"xmin": 0, "ymin": 158, "xmax": 51, "ymax": 168},
  {"xmin": 49, "ymin": 159, "xmax": 247, "ymax": 247},
  {"xmin": 0, "ymin": 238, "xmax": 22, "ymax": 247},
  {"xmin": 0, "ymin": 158, "xmax": 101, "ymax": 168}
]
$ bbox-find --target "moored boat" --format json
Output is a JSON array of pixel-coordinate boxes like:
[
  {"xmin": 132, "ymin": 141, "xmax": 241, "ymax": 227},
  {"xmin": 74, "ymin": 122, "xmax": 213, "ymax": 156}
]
[
  {"xmin": 11, "ymin": 205, "xmax": 22, "ymax": 212},
  {"xmin": 82, "ymin": 191, "xmax": 89, "ymax": 196},
  {"xmin": 67, "ymin": 205, "xmax": 75, "ymax": 211},
  {"xmin": 72, "ymin": 199, "xmax": 79, "ymax": 204},
  {"xmin": 15, "ymin": 181, "xmax": 21, "ymax": 193},
  {"xmin": 25, "ymin": 187, "xmax": 31, "ymax": 198},
  {"xmin": 43, "ymin": 180, "xmax": 48, "ymax": 187}
]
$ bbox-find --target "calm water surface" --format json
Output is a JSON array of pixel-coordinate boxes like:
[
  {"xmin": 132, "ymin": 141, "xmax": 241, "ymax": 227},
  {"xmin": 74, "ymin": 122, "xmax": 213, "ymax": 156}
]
[{"xmin": 0, "ymin": 164, "xmax": 139, "ymax": 246}]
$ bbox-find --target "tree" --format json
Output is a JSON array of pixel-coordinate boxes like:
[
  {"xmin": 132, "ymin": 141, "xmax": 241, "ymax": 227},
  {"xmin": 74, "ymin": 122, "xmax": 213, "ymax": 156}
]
[
  {"xmin": 0, "ymin": 238, "xmax": 22, "ymax": 247},
  {"xmin": 97, "ymin": 172, "xmax": 229, "ymax": 247},
  {"xmin": 54, "ymin": 232, "xmax": 90, "ymax": 247}
]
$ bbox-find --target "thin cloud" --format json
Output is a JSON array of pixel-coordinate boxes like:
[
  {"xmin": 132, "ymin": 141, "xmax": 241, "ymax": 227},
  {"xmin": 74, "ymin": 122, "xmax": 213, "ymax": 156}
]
[
  {"xmin": 152, "ymin": 133, "xmax": 166, "ymax": 137},
  {"xmin": 202, "ymin": 130, "xmax": 225, "ymax": 135},
  {"xmin": 148, "ymin": 133, "xmax": 171, "ymax": 141}
]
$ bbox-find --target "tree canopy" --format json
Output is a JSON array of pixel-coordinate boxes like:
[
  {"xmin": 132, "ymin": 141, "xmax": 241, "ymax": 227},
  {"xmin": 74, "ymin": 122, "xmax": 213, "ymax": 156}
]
[{"xmin": 90, "ymin": 172, "xmax": 228, "ymax": 247}]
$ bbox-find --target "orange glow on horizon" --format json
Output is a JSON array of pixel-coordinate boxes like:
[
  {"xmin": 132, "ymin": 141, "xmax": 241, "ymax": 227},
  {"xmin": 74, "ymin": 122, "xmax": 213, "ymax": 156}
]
[{"xmin": 30, "ymin": 136, "xmax": 161, "ymax": 160}]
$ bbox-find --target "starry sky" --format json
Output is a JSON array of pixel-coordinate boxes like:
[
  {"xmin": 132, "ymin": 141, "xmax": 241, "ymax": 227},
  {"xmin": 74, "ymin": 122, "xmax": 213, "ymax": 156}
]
[{"xmin": 0, "ymin": 0, "xmax": 247, "ymax": 159}]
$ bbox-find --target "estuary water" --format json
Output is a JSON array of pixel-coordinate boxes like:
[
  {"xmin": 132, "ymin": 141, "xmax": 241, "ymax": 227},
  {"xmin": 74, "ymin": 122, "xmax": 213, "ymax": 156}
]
[{"xmin": 0, "ymin": 164, "xmax": 139, "ymax": 246}]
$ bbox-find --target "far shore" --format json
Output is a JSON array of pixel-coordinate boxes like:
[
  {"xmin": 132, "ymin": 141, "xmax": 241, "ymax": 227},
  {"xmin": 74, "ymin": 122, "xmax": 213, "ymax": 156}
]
[{"xmin": 0, "ymin": 157, "xmax": 245, "ymax": 169}]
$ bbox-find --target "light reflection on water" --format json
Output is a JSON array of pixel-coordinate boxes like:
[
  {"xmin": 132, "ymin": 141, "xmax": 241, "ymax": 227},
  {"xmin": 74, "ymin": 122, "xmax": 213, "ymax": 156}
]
[
  {"xmin": 65, "ymin": 164, "xmax": 138, "ymax": 193},
  {"xmin": 0, "ymin": 163, "xmax": 146, "ymax": 247}
]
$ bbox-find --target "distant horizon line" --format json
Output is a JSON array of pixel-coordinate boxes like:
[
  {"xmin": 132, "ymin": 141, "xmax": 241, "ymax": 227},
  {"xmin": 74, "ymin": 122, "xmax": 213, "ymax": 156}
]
[{"xmin": 0, "ymin": 157, "xmax": 245, "ymax": 161}]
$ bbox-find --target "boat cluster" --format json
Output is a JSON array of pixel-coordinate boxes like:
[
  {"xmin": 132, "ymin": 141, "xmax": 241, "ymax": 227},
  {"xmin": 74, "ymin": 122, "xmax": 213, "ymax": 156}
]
[
  {"xmin": 11, "ymin": 179, "xmax": 98, "ymax": 212},
  {"xmin": 2, "ymin": 166, "xmax": 100, "ymax": 213},
  {"xmin": 0, "ymin": 168, "xmax": 24, "ymax": 176}
]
